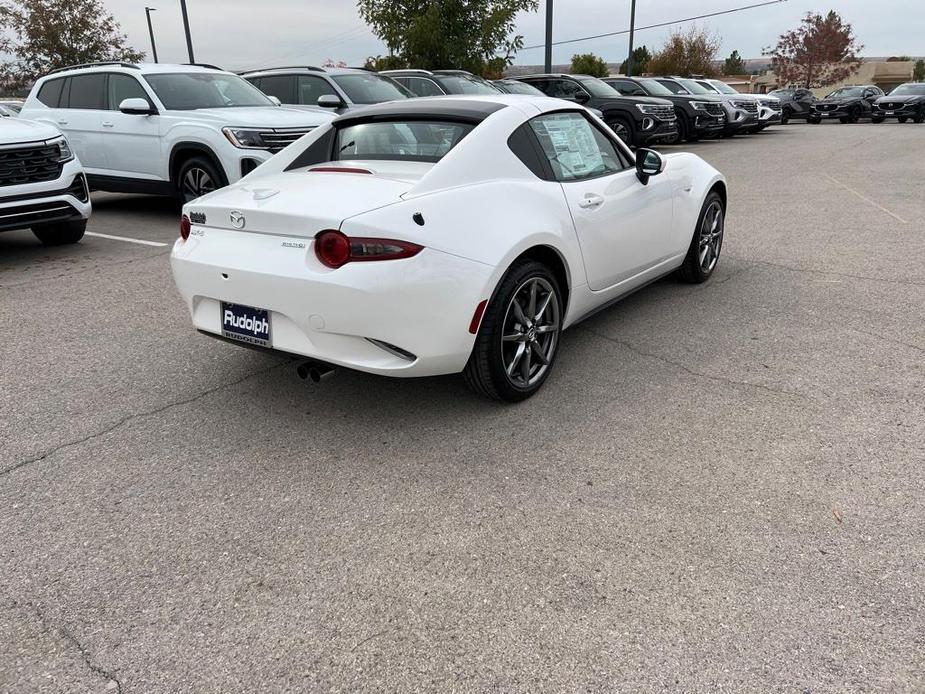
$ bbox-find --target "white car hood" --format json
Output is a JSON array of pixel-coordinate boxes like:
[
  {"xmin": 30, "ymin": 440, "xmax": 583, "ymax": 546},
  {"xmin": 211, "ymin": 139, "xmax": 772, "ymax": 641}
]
[
  {"xmin": 0, "ymin": 118, "xmax": 62, "ymax": 145},
  {"xmin": 180, "ymin": 106, "xmax": 335, "ymax": 128}
]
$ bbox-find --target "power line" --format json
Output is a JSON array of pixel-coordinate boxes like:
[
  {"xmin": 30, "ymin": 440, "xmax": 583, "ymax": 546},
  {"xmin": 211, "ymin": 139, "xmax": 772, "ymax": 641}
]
[{"xmin": 521, "ymin": 0, "xmax": 787, "ymax": 51}]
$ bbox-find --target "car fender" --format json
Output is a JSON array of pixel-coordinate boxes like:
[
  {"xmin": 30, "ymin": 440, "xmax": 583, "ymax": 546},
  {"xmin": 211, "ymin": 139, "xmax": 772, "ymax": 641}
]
[
  {"xmin": 663, "ymin": 152, "xmax": 726, "ymax": 254},
  {"xmin": 162, "ymin": 121, "xmax": 237, "ymax": 182}
]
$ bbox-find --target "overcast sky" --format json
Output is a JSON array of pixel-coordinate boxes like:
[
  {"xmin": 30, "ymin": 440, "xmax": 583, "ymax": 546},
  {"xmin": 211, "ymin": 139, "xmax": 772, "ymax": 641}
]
[{"xmin": 106, "ymin": 0, "xmax": 923, "ymax": 71}]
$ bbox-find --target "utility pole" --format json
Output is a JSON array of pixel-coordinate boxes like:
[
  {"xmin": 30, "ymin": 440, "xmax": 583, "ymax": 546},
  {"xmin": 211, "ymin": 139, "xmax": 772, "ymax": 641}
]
[
  {"xmin": 544, "ymin": 0, "xmax": 553, "ymax": 73},
  {"xmin": 145, "ymin": 7, "xmax": 159, "ymax": 63},
  {"xmin": 626, "ymin": 0, "xmax": 637, "ymax": 76},
  {"xmin": 179, "ymin": 0, "xmax": 195, "ymax": 64}
]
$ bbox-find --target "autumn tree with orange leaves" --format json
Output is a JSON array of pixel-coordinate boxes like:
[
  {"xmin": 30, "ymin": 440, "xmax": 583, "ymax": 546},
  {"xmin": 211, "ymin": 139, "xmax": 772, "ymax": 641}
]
[{"xmin": 766, "ymin": 11, "xmax": 863, "ymax": 89}]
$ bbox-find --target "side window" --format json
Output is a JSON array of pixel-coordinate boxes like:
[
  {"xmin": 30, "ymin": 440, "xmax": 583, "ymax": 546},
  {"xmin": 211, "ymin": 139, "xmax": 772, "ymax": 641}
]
[
  {"xmin": 297, "ymin": 75, "xmax": 337, "ymax": 106},
  {"xmin": 523, "ymin": 79, "xmax": 550, "ymax": 94},
  {"xmin": 612, "ymin": 80, "xmax": 644, "ymax": 96},
  {"xmin": 546, "ymin": 80, "xmax": 586, "ymax": 100},
  {"xmin": 259, "ymin": 75, "xmax": 296, "ymax": 104},
  {"xmin": 406, "ymin": 77, "xmax": 444, "ymax": 97},
  {"xmin": 656, "ymin": 79, "xmax": 685, "ymax": 95},
  {"xmin": 528, "ymin": 111, "xmax": 628, "ymax": 182},
  {"xmin": 67, "ymin": 74, "xmax": 106, "ymax": 110},
  {"xmin": 37, "ymin": 78, "xmax": 66, "ymax": 107},
  {"xmin": 107, "ymin": 74, "xmax": 151, "ymax": 110}
]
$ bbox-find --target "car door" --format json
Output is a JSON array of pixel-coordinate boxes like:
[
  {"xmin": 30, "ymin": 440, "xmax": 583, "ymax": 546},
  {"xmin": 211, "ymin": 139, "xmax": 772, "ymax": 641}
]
[
  {"xmin": 100, "ymin": 73, "xmax": 163, "ymax": 179},
  {"xmin": 50, "ymin": 74, "xmax": 107, "ymax": 171},
  {"xmin": 527, "ymin": 111, "xmax": 674, "ymax": 291}
]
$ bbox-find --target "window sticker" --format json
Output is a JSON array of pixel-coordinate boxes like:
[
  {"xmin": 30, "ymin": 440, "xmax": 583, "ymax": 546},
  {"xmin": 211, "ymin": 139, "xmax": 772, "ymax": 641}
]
[{"xmin": 532, "ymin": 114, "xmax": 604, "ymax": 178}]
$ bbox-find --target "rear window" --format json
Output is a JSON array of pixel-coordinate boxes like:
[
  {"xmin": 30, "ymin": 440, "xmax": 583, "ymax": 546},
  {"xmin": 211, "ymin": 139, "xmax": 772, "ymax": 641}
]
[
  {"xmin": 68, "ymin": 74, "xmax": 106, "ymax": 109},
  {"xmin": 334, "ymin": 120, "xmax": 474, "ymax": 163}
]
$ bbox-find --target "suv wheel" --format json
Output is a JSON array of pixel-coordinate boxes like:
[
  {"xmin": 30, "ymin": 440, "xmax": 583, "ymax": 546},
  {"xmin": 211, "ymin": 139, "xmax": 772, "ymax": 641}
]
[
  {"xmin": 32, "ymin": 219, "xmax": 86, "ymax": 246},
  {"xmin": 606, "ymin": 116, "xmax": 635, "ymax": 147},
  {"xmin": 914, "ymin": 108, "xmax": 924, "ymax": 124},
  {"xmin": 177, "ymin": 156, "xmax": 225, "ymax": 204}
]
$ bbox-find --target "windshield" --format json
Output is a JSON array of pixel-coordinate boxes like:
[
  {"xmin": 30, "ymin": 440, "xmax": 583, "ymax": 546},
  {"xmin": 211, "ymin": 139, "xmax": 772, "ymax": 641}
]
[
  {"xmin": 826, "ymin": 87, "xmax": 864, "ymax": 99},
  {"xmin": 769, "ymin": 89, "xmax": 793, "ymax": 98},
  {"xmin": 434, "ymin": 75, "xmax": 500, "ymax": 95},
  {"xmin": 678, "ymin": 79, "xmax": 713, "ymax": 95},
  {"xmin": 577, "ymin": 77, "xmax": 622, "ymax": 98},
  {"xmin": 708, "ymin": 80, "xmax": 739, "ymax": 95},
  {"xmin": 145, "ymin": 72, "xmax": 273, "ymax": 109},
  {"xmin": 496, "ymin": 80, "xmax": 544, "ymax": 96},
  {"xmin": 637, "ymin": 79, "xmax": 674, "ymax": 96},
  {"xmin": 334, "ymin": 120, "xmax": 474, "ymax": 163},
  {"xmin": 331, "ymin": 73, "xmax": 412, "ymax": 104},
  {"xmin": 890, "ymin": 83, "xmax": 925, "ymax": 96}
]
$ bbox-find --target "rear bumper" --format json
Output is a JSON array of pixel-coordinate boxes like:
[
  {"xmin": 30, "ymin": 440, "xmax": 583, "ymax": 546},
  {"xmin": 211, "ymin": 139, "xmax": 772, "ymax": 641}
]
[{"xmin": 170, "ymin": 227, "xmax": 495, "ymax": 377}]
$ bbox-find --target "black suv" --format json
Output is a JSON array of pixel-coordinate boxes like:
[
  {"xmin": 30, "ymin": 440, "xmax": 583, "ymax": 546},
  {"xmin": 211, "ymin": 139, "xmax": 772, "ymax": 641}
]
[
  {"xmin": 514, "ymin": 74, "xmax": 677, "ymax": 147},
  {"xmin": 768, "ymin": 87, "xmax": 817, "ymax": 123},
  {"xmin": 381, "ymin": 69, "xmax": 502, "ymax": 97},
  {"xmin": 813, "ymin": 85, "xmax": 884, "ymax": 123},
  {"xmin": 604, "ymin": 76, "xmax": 725, "ymax": 141},
  {"xmin": 872, "ymin": 82, "xmax": 925, "ymax": 123}
]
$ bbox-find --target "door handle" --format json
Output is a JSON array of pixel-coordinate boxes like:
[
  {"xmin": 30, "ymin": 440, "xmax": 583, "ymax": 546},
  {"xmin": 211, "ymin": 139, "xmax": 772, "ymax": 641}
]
[
  {"xmin": 577, "ymin": 193, "xmax": 604, "ymax": 209},
  {"xmin": 102, "ymin": 121, "xmax": 114, "ymax": 128}
]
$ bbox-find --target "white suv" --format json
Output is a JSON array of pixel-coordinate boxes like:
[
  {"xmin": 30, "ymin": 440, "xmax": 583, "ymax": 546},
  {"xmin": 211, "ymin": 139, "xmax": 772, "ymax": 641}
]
[
  {"xmin": 20, "ymin": 62, "xmax": 335, "ymax": 202},
  {"xmin": 1, "ymin": 118, "xmax": 91, "ymax": 245}
]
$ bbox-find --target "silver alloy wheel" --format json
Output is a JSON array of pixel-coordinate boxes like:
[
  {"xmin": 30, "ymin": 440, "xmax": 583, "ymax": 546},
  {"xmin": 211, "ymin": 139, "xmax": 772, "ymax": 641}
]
[
  {"xmin": 182, "ymin": 166, "xmax": 216, "ymax": 202},
  {"xmin": 501, "ymin": 276, "xmax": 560, "ymax": 388},
  {"xmin": 698, "ymin": 200, "xmax": 724, "ymax": 273}
]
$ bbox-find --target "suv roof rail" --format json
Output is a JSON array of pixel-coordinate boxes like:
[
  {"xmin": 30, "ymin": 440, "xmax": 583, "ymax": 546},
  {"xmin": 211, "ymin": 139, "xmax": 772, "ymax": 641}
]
[
  {"xmin": 381, "ymin": 69, "xmax": 433, "ymax": 76},
  {"xmin": 239, "ymin": 65, "xmax": 326, "ymax": 75},
  {"xmin": 184, "ymin": 63, "xmax": 224, "ymax": 71},
  {"xmin": 433, "ymin": 69, "xmax": 474, "ymax": 76},
  {"xmin": 47, "ymin": 61, "xmax": 140, "ymax": 75}
]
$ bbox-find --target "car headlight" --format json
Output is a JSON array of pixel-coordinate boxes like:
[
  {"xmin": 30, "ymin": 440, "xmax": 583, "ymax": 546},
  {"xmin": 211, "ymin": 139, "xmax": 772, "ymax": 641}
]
[
  {"xmin": 635, "ymin": 103, "xmax": 665, "ymax": 114},
  {"xmin": 50, "ymin": 135, "xmax": 73, "ymax": 162},
  {"xmin": 222, "ymin": 127, "xmax": 268, "ymax": 149},
  {"xmin": 690, "ymin": 101, "xmax": 713, "ymax": 111}
]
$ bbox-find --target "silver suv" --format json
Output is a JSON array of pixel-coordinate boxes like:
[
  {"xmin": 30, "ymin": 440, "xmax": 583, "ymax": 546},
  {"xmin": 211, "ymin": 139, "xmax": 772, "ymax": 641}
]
[{"xmin": 241, "ymin": 66, "xmax": 413, "ymax": 114}]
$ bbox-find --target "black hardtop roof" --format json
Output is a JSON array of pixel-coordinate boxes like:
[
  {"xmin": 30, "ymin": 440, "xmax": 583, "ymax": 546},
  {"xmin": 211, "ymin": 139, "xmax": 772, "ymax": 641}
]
[{"xmin": 333, "ymin": 98, "xmax": 508, "ymax": 125}]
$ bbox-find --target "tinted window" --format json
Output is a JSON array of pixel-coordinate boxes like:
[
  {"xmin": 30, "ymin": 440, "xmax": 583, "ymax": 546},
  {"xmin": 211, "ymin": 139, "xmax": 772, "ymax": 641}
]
[
  {"xmin": 637, "ymin": 78, "xmax": 675, "ymax": 96},
  {"xmin": 677, "ymin": 79, "xmax": 713, "ymax": 95},
  {"xmin": 37, "ymin": 78, "xmax": 66, "ymax": 107},
  {"xmin": 144, "ymin": 72, "xmax": 273, "ymax": 109},
  {"xmin": 607, "ymin": 80, "xmax": 645, "ymax": 96},
  {"xmin": 331, "ymin": 73, "xmax": 411, "ymax": 104},
  {"xmin": 495, "ymin": 80, "xmax": 544, "ymax": 96},
  {"xmin": 826, "ymin": 87, "xmax": 865, "ymax": 98},
  {"xmin": 257, "ymin": 75, "xmax": 296, "ymax": 103},
  {"xmin": 543, "ymin": 79, "xmax": 589, "ymax": 100},
  {"xmin": 403, "ymin": 77, "xmax": 445, "ymax": 97},
  {"xmin": 528, "ymin": 111, "xmax": 626, "ymax": 182},
  {"xmin": 575, "ymin": 78, "xmax": 621, "ymax": 98},
  {"xmin": 335, "ymin": 120, "xmax": 473, "ymax": 163},
  {"xmin": 891, "ymin": 83, "xmax": 925, "ymax": 95},
  {"xmin": 433, "ymin": 74, "xmax": 500, "ymax": 95},
  {"xmin": 68, "ymin": 74, "xmax": 106, "ymax": 109},
  {"xmin": 656, "ymin": 79, "xmax": 688, "ymax": 95},
  {"xmin": 297, "ymin": 75, "xmax": 338, "ymax": 105},
  {"xmin": 107, "ymin": 74, "xmax": 150, "ymax": 110}
]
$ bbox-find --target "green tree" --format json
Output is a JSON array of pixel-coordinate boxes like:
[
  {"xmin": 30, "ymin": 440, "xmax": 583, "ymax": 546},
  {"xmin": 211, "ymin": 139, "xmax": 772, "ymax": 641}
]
[
  {"xmin": 0, "ymin": 0, "xmax": 143, "ymax": 92},
  {"xmin": 723, "ymin": 50, "xmax": 746, "ymax": 75},
  {"xmin": 914, "ymin": 60, "xmax": 925, "ymax": 82},
  {"xmin": 570, "ymin": 53, "xmax": 608, "ymax": 78},
  {"xmin": 647, "ymin": 26, "xmax": 721, "ymax": 77},
  {"xmin": 357, "ymin": 0, "xmax": 537, "ymax": 78},
  {"xmin": 619, "ymin": 46, "xmax": 651, "ymax": 74}
]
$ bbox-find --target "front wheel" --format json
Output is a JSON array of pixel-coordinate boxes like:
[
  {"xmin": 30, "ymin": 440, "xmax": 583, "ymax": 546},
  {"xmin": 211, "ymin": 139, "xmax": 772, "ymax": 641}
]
[
  {"xmin": 678, "ymin": 192, "xmax": 724, "ymax": 284},
  {"xmin": 464, "ymin": 260, "xmax": 563, "ymax": 402},
  {"xmin": 914, "ymin": 108, "xmax": 924, "ymax": 124},
  {"xmin": 871, "ymin": 116, "xmax": 884, "ymax": 124},
  {"xmin": 899, "ymin": 116, "xmax": 909, "ymax": 123},
  {"xmin": 177, "ymin": 156, "xmax": 225, "ymax": 204},
  {"xmin": 606, "ymin": 117, "xmax": 636, "ymax": 147},
  {"xmin": 32, "ymin": 219, "xmax": 86, "ymax": 245},
  {"xmin": 808, "ymin": 115, "xmax": 821, "ymax": 124},
  {"xmin": 780, "ymin": 107, "xmax": 791, "ymax": 125}
]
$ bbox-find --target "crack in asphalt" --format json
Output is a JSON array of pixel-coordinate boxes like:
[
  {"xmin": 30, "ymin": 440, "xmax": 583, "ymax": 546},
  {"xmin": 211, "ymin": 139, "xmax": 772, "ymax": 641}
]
[
  {"xmin": 726, "ymin": 256, "xmax": 925, "ymax": 288},
  {"xmin": 850, "ymin": 327, "xmax": 925, "ymax": 355},
  {"xmin": 19, "ymin": 600, "xmax": 123, "ymax": 693},
  {"xmin": 581, "ymin": 327, "xmax": 811, "ymax": 402},
  {"xmin": 0, "ymin": 359, "xmax": 289, "ymax": 479}
]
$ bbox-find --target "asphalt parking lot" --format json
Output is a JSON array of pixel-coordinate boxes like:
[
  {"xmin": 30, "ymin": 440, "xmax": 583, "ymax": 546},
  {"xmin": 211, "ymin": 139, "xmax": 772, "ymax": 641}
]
[{"xmin": 2, "ymin": 122, "xmax": 923, "ymax": 693}]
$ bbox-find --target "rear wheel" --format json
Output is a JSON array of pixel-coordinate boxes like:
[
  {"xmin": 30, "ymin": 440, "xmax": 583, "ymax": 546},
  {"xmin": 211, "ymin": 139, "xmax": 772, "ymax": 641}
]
[
  {"xmin": 678, "ymin": 192, "xmax": 724, "ymax": 284},
  {"xmin": 847, "ymin": 106, "xmax": 861, "ymax": 123},
  {"xmin": 464, "ymin": 260, "xmax": 563, "ymax": 402},
  {"xmin": 31, "ymin": 219, "xmax": 86, "ymax": 245},
  {"xmin": 606, "ymin": 116, "xmax": 635, "ymax": 147},
  {"xmin": 177, "ymin": 156, "xmax": 225, "ymax": 204},
  {"xmin": 914, "ymin": 109, "xmax": 924, "ymax": 124}
]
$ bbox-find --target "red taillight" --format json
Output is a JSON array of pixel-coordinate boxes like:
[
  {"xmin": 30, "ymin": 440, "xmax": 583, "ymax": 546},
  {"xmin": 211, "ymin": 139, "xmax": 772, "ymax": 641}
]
[
  {"xmin": 314, "ymin": 229, "xmax": 423, "ymax": 269},
  {"xmin": 180, "ymin": 214, "xmax": 191, "ymax": 241}
]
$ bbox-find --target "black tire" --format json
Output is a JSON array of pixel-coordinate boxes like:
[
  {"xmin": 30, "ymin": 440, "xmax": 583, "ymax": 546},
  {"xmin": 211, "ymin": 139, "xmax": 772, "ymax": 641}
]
[
  {"xmin": 848, "ymin": 106, "xmax": 861, "ymax": 123},
  {"xmin": 606, "ymin": 116, "xmax": 636, "ymax": 147},
  {"xmin": 678, "ymin": 191, "xmax": 724, "ymax": 284},
  {"xmin": 464, "ymin": 260, "xmax": 563, "ymax": 402},
  {"xmin": 871, "ymin": 116, "xmax": 884, "ymax": 124},
  {"xmin": 31, "ymin": 219, "xmax": 86, "ymax": 246},
  {"xmin": 780, "ymin": 108, "xmax": 791, "ymax": 125},
  {"xmin": 679, "ymin": 114, "xmax": 699, "ymax": 142},
  {"xmin": 899, "ymin": 116, "xmax": 909, "ymax": 123},
  {"xmin": 176, "ymin": 155, "xmax": 226, "ymax": 204},
  {"xmin": 914, "ymin": 108, "xmax": 924, "ymax": 124},
  {"xmin": 808, "ymin": 115, "xmax": 821, "ymax": 124}
]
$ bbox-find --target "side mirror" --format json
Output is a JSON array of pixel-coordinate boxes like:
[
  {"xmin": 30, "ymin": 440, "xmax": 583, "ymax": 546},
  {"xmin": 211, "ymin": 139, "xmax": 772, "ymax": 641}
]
[
  {"xmin": 635, "ymin": 148, "xmax": 664, "ymax": 185},
  {"xmin": 267, "ymin": 95, "xmax": 281, "ymax": 106},
  {"xmin": 317, "ymin": 94, "xmax": 343, "ymax": 109},
  {"xmin": 573, "ymin": 92, "xmax": 590, "ymax": 104},
  {"xmin": 119, "ymin": 97, "xmax": 154, "ymax": 115}
]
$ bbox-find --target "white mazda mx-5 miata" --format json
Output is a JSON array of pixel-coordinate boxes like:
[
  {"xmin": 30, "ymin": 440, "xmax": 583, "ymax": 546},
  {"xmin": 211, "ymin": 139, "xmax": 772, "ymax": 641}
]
[{"xmin": 170, "ymin": 95, "xmax": 727, "ymax": 401}]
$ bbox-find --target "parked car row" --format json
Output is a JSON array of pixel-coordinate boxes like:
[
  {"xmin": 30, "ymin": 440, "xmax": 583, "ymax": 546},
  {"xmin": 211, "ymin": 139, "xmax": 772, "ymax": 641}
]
[{"xmin": 769, "ymin": 83, "xmax": 925, "ymax": 124}]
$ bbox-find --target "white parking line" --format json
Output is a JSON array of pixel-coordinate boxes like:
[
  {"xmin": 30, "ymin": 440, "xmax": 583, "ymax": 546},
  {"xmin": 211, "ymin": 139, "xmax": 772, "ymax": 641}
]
[
  {"xmin": 824, "ymin": 175, "xmax": 908, "ymax": 225},
  {"xmin": 85, "ymin": 232, "xmax": 169, "ymax": 247}
]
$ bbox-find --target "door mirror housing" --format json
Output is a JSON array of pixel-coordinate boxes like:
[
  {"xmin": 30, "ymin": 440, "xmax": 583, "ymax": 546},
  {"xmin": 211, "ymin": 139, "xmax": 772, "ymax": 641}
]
[
  {"xmin": 572, "ymin": 92, "xmax": 590, "ymax": 104},
  {"xmin": 635, "ymin": 148, "xmax": 664, "ymax": 185},
  {"xmin": 119, "ymin": 97, "xmax": 155, "ymax": 115},
  {"xmin": 317, "ymin": 94, "xmax": 343, "ymax": 108},
  {"xmin": 267, "ymin": 95, "xmax": 281, "ymax": 106}
]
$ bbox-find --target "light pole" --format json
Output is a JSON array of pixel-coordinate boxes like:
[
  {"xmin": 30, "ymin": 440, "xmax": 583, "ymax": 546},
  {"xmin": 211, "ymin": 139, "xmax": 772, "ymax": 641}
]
[
  {"xmin": 179, "ymin": 0, "xmax": 195, "ymax": 64},
  {"xmin": 145, "ymin": 7, "xmax": 158, "ymax": 63},
  {"xmin": 544, "ymin": 0, "xmax": 553, "ymax": 73},
  {"xmin": 626, "ymin": 0, "xmax": 637, "ymax": 76}
]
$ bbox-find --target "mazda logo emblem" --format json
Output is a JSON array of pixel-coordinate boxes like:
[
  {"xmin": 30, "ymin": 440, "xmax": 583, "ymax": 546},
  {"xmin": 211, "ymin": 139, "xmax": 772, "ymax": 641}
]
[{"xmin": 230, "ymin": 211, "xmax": 245, "ymax": 229}]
